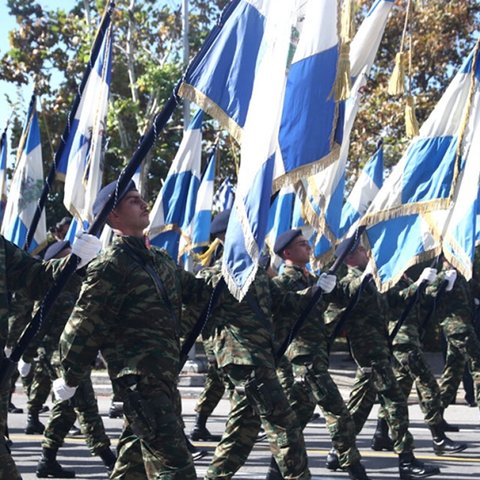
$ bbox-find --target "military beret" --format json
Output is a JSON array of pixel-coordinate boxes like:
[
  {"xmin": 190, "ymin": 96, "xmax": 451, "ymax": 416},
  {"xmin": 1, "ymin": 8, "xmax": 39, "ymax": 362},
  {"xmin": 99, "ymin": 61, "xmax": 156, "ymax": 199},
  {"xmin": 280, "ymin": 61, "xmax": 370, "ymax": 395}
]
[
  {"xmin": 92, "ymin": 179, "xmax": 136, "ymax": 218},
  {"xmin": 44, "ymin": 240, "xmax": 71, "ymax": 261},
  {"xmin": 210, "ymin": 209, "xmax": 231, "ymax": 236},
  {"xmin": 273, "ymin": 229, "xmax": 302, "ymax": 255},
  {"xmin": 335, "ymin": 234, "xmax": 361, "ymax": 259}
]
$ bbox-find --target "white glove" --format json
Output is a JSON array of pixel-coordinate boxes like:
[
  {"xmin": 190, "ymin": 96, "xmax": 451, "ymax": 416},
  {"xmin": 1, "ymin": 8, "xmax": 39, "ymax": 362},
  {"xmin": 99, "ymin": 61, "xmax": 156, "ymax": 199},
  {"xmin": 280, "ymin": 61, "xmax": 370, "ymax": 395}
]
[
  {"xmin": 18, "ymin": 359, "xmax": 31, "ymax": 377},
  {"xmin": 444, "ymin": 269, "xmax": 457, "ymax": 292},
  {"xmin": 416, "ymin": 267, "xmax": 437, "ymax": 286},
  {"xmin": 4, "ymin": 347, "xmax": 12, "ymax": 358},
  {"xmin": 316, "ymin": 273, "xmax": 337, "ymax": 294},
  {"xmin": 52, "ymin": 378, "xmax": 77, "ymax": 401},
  {"xmin": 71, "ymin": 233, "xmax": 102, "ymax": 269}
]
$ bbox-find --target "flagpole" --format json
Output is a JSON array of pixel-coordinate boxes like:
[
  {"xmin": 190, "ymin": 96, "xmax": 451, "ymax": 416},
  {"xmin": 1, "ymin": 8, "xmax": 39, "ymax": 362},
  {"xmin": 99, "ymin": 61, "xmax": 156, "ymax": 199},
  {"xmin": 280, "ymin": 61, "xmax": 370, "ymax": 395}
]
[
  {"xmin": 23, "ymin": 1, "xmax": 115, "ymax": 252},
  {"xmin": 0, "ymin": 0, "xmax": 242, "ymax": 388}
]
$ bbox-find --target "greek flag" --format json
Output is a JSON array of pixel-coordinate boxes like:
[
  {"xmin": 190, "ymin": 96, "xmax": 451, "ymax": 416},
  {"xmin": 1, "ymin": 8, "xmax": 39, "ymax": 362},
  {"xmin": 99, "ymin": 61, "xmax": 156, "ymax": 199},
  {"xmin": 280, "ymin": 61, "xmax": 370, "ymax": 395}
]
[
  {"xmin": 147, "ymin": 110, "xmax": 204, "ymax": 260},
  {"xmin": 265, "ymin": 185, "xmax": 296, "ymax": 253},
  {"xmin": 212, "ymin": 177, "xmax": 235, "ymax": 213},
  {"xmin": 179, "ymin": 147, "xmax": 216, "ymax": 263},
  {"xmin": 362, "ymin": 40, "xmax": 480, "ymax": 291},
  {"xmin": 301, "ymin": 0, "xmax": 394, "ymax": 266},
  {"xmin": 62, "ymin": 20, "xmax": 113, "ymax": 238},
  {"xmin": 339, "ymin": 142, "xmax": 384, "ymax": 237},
  {"xmin": 1, "ymin": 96, "xmax": 47, "ymax": 253},
  {"xmin": 0, "ymin": 126, "xmax": 7, "ymax": 227}
]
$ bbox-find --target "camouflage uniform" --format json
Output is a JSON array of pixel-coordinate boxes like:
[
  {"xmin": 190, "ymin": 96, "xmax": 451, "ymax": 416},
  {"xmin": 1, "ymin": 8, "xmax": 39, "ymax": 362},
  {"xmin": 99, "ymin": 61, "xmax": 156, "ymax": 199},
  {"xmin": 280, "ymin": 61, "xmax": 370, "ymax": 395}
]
[
  {"xmin": 198, "ymin": 262, "xmax": 312, "ymax": 480},
  {"xmin": 429, "ymin": 269, "xmax": 480, "ymax": 411},
  {"xmin": 376, "ymin": 277, "xmax": 445, "ymax": 428},
  {"xmin": 59, "ymin": 235, "xmax": 210, "ymax": 480},
  {"xmin": 0, "ymin": 236, "xmax": 64, "ymax": 480},
  {"xmin": 273, "ymin": 264, "xmax": 361, "ymax": 469},
  {"xmin": 337, "ymin": 267, "xmax": 414, "ymax": 454}
]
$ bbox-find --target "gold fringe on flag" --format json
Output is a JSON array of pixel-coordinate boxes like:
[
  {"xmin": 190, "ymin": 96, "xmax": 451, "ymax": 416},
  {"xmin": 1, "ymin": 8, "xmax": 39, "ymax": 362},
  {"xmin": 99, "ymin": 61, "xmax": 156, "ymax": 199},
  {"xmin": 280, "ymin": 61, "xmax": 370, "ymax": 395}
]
[
  {"xmin": 196, "ymin": 237, "xmax": 222, "ymax": 267},
  {"xmin": 334, "ymin": 0, "xmax": 355, "ymax": 101},
  {"xmin": 387, "ymin": 51, "xmax": 406, "ymax": 95},
  {"xmin": 405, "ymin": 94, "xmax": 419, "ymax": 137}
]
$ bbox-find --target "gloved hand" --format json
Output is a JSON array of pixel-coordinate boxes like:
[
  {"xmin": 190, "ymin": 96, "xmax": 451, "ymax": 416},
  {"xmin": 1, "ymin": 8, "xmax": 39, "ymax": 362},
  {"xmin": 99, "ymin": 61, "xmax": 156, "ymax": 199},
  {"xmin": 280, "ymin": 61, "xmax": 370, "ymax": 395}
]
[
  {"xmin": 444, "ymin": 269, "xmax": 457, "ymax": 292},
  {"xmin": 316, "ymin": 273, "xmax": 337, "ymax": 294},
  {"xmin": 4, "ymin": 346, "xmax": 12, "ymax": 358},
  {"xmin": 18, "ymin": 359, "xmax": 31, "ymax": 377},
  {"xmin": 52, "ymin": 378, "xmax": 77, "ymax": 401},
  {"xmin": 416, "ymin": 267, "xmax": 437, "ymax": 286},
  {"xmin": 71, "ymin": 233, "xmax": 102, "ymax": 269}
]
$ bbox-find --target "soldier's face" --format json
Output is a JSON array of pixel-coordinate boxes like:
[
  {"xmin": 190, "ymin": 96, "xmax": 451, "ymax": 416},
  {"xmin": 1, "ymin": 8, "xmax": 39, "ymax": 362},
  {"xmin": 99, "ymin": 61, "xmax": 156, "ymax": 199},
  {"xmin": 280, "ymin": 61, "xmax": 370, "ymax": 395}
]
[
  {"xmin": 284, "ymin": 235, "xmax": 311, "ymax": 266},
  {"xmin": 345, "ymin": 246, "xmax": 369, "ymax": 269},
  {"xmin": 111, "ymin": 190, "xmax": 150, "ymax": 233}
]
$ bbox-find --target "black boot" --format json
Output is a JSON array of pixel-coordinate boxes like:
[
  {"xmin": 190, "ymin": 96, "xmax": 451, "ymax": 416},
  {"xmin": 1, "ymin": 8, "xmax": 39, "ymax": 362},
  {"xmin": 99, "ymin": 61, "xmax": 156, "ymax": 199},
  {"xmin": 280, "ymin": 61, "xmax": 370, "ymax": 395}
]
[
  {"xmin": 399, "ymin": 451, "xmax": 440, "ymax": 480},
  {"xmin": 98, "ymin": 446, "xmax": 116, "ymax": 472},
  {"xmin": 346, "ymin": 461, "xmax": 370, "ymax": 480},
  {"xmin": 36, "ymin": 447, "xmax": 76, "ymax": 478},
  {"xmin": 325, "ymin": 448, "xmax": 340, "ymax": 471},
  {"xmin": 371, "ymin": 418, "xmax": 394, "ymax": 451},
  {"xmin": 8, "ymin": 402, "xmax": 23, "ymax": 414},
  {"xmin": 25, "ymin": 412, "xmax": 45, "ymax": 435},
  {"xmin": 185, "ymin": 432, "xmax": 208, "ymax": 460},
  {"xmin": 429, "ymin": 424, "xmax": 467, "ymax": 455},
  {"xmin": 438, "ymin": 417, "xmax": 459, "ymax": 432},
  {"xmin": 265, "ymin": 455, "xmax": 283, "ymax": 480},
  {"xmin": 108, "ymin": 401, "xmax": 124, "ymax": 418},
  {"xmin": 190, "ymin": 413, "xmax": 221, "ymax": 441}
]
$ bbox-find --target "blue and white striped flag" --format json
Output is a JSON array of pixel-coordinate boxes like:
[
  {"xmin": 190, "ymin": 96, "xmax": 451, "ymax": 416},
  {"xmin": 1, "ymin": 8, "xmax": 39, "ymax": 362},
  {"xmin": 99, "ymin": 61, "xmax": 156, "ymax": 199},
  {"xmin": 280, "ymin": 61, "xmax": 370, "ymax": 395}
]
[
  {"xmin": 147, "ymin": 110, "xmax": 204, "ymax": 260},
  {"xmin": 362, "ymin": 40, "xmax": 480, "ymax": 291},
  {"xmin": 1, "ymin": 96, "xmax": 47, "ymax": 252},
  {"xmin": 0, "ymin": 126, "xmax": 8, "ymax": 227},
  {"xmin": 301, "ymin": 0, "xmax": 394, "ymax": 266},
  {"xmin": 62, "ymin": 20, "xmax": 113, "ymax": 241},
  {"xmin": 339, "ymin": 142, "xmax": 384, "ymax": 238},
  {"xmin": 179, "ymin": 147, "xmax": 217, "ymax": 263},
  {"xmin": 212, "ymin": 177, "xmax": 235, "ymax": 213}
]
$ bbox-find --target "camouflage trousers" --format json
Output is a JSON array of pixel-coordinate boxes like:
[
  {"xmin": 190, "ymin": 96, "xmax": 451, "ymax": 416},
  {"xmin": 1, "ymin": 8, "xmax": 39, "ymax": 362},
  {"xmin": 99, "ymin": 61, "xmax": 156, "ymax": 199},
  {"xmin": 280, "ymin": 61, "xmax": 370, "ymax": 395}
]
[
  {"xmin": 0, "ymin": 372, "xmax": 22, "ymax": 480},
  {"xmin": 111, "ymin": 379, "xmax": 195, "ymax": 480},
  {"xmin": 25, "ymin": 357, "xmax": 52, "ymax": 414},
  {"xmin": 195, "ymin": 358, "xmax": 225, "ymax": 417},
  {"xmin": 290, "ymin": 354, "xmax": 361, "ymax": 469},
  {"xmin": 205, "ymin": 364, "xmax": 310, "ymax": 480},
  {"xmin": 439, "ymin": 314, "xmax": 480, "ymax": 409},
  {"xmin": 377, "ymin": 322, "xmax": 444, "ymax": 427},
  {"xmin": 347, "ymin": 323, "xmax": 414, "ymax": 454},
  {"xmin": 42, "ymin": 370, "xmax": 110, "ymax": 455}
]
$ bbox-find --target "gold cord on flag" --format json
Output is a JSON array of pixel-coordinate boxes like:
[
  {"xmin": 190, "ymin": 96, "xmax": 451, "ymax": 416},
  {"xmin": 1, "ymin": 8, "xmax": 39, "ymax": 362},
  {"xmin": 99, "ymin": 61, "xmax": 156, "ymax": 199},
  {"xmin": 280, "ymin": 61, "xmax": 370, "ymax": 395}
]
[
  {"xmin": 334, "ymin": 0, "xmax": 355, "ymax": 101},
  {"xmin": 404, "ymin": 35, "xmax": 420, "ymax": 137}
]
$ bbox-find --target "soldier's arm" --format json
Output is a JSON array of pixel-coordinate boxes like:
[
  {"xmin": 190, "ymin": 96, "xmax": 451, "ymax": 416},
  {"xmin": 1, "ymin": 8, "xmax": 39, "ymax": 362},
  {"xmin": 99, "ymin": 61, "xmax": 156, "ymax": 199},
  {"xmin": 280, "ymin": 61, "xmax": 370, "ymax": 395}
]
[{"xmin": 59, "ymin": 258, "xmax": 125, "ymax": 387}]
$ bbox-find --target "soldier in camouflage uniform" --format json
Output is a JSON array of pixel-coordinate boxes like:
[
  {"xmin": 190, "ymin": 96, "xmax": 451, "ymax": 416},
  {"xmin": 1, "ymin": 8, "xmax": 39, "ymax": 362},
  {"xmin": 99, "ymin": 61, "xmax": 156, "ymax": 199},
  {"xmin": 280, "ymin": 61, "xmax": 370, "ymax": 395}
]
[
  {"xmin": 198, "ymin": 224, "xmax": 336, "ymax": 480},
  {"xmin": 373, "ymin": 267, "xmax": 466, "ymax": 456},
  {"xmin": 20, "ymin": 240, "xmax": 115, "ymax": 478},
  {"xmin": 0, "ymin": 233, "xmax": 100, "ymax": 480},
  {"xmin": 334, "ymin": 239, "xmax": 440, "ymax": 480},
  {"xmin": 269, "ymin": 229, "xmax": 368, "ymax": 480},
  {"xmin": 57, "ymin": 181, "xmax": 211, "ymax": 480}
]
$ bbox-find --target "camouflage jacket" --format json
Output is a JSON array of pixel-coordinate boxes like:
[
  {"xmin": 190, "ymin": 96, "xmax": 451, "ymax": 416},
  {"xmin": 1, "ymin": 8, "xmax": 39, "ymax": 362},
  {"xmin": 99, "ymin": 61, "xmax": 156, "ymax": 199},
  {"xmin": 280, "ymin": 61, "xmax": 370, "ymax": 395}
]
[
  {"xmin": 59, "ymin": 235, "xmax": 210, "ymax": 387},
  {"xmin": 272, "ymin": 265, "xmax": 327, "ymax": 360},
  {"xmin": 7, "ymin": 290, "xmax": 34, "ymax": 348},
  {"xmin": 0, "ymin": 235, "xmax": 63, "ymax": 348},
  {"xmin": 197, "ymin": 261, "xmax": 313, "ymax": 369}
]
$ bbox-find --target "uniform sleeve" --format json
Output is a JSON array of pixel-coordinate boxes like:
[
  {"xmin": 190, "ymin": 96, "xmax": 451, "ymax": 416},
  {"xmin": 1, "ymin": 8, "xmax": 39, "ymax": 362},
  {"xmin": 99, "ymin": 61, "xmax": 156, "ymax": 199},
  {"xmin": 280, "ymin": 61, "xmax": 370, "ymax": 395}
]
[{"xmin": 59, "ymin": 258, "xmax": 126, "ymax": 387}]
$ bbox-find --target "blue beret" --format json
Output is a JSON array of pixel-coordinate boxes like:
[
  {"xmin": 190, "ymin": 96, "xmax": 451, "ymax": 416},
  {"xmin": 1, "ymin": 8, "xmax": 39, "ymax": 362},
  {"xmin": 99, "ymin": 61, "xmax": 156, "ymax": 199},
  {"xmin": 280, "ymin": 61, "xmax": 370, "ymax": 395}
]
[
  {"xmin": 274, "ymin": 229, "xmax": 302, "ymax": 255},
  {"xmin": 92, "ymin": 180, "xmax": 136, "ymax": 218},
  {"xmin": 335, "ymin": 234, "xmax": 361, "ymax": 259},
  {"xmin": 210, "ymin": 209, "xmax": 231, "ymax": 236},
  {"xmin": 44, "ymin": 240, "xmax": 71, "ymax": 261}
]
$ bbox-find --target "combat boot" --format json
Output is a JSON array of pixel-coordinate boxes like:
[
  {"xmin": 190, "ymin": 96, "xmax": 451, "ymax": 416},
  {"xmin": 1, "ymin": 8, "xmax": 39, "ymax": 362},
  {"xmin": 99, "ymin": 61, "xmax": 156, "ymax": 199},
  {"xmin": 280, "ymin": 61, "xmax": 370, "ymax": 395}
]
[
  {"xmin": 371, "ymin": 418, "xmax": 394, "ymax": 451},
  {"xmin": 346, "ymin": 461, "xmax": 370, "ymax": 480},
  {"xmin": 265, "ymin": 456, "xmax": 282, "ymax": 480},
  {"xmin": 97, "ymin": 446, "xmax": 116, "ymax": 472},
  {"xmin": 429, "ymin": 423, "xmax": 467, "ymax": 455},
  {"xmin": 36, "ymin": 447, "xmax": 75, "ymax": 478},
  {"xmin": 185, "ymin": 433, "xmax": 208, "ymax": 460},
  {"xmin": 190, "ymin": 413, "xmax": 222, "ymax": 441},
  {"xmin": 399, "ymin": 451, "xmax": 440, "ymax": 479},
  {"xmin": 108, "ymin": 401, "xmax": 124, "ymax": 418},
  {"xmin": 25, "ymin": 412, "xmax": 45, "ymax": 435},
  {"xmin": 325, "ymin": 448, "xmax": 340, "ymax": 471}
]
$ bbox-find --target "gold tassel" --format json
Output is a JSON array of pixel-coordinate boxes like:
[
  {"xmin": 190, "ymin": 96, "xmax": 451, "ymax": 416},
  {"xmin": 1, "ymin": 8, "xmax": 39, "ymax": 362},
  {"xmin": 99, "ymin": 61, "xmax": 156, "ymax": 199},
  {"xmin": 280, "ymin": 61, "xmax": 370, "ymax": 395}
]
[
  {"xmin": 405, "ymin": 94, "xmax": 420, "ymax": 138},
  {"xmin": 388, "ymin": 51, "xmax": 406, "ymax": 96},
  {"xmin": 334, "ymin": 0, "xmax": 354, "ymax": 101},
  {"xmin": 196, "ymin": 238, "xmax": 222, "ymax": 267}
]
